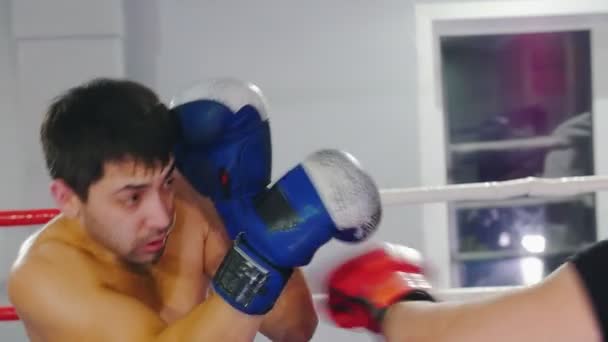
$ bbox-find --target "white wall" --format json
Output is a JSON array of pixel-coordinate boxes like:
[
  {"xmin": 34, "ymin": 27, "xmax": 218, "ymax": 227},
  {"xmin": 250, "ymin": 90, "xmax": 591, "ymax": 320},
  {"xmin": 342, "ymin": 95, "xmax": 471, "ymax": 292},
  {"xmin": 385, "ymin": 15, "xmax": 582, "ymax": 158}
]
[
  {"xmin": 0, "ymin": 2, "xmax": 28, "ymax": 339},
  {"xmin": 0, "ymin": 2, "xmax": 30, "ymax": 339},
  {"xmin": 0, "ymin": 0, "xmax": 124, "ymax": 340},
  {"xmin": 0, "ymin": 0, "xmax": 21, "ymax": 209}
]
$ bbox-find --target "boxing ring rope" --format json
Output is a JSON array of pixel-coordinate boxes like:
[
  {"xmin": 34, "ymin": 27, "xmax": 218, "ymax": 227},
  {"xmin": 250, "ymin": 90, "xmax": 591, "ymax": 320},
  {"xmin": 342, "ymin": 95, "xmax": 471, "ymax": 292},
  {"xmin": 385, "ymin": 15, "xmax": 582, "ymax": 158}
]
[
  {"xmin": 0, "ymin": 209, "xmax": 60, "ymax": 228},
  {"xmin": 0, "ymin": 209, "xmax": 59, "ymax": 321},
  {"xmin": 380, "ymin": 174, "xmax": 607, "ymax": 205},
  {"xmin": 0, "ymin": 174, "xmax": 606, "ymax": 321},
  {"xmin": 449, "ymin": 135, "xmax": 569, "ymax": 154}
]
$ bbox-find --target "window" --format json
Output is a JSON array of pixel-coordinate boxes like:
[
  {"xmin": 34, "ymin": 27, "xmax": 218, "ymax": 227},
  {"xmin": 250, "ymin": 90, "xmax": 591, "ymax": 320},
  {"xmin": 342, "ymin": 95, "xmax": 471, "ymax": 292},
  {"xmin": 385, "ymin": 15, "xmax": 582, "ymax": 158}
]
[
  {"xmin": 441, "ymin": 31, "xmax": 595, "ymax": 287},
  {"xmin": 440, "ymin": 31, "xmax": 596, "ymax": 286}
]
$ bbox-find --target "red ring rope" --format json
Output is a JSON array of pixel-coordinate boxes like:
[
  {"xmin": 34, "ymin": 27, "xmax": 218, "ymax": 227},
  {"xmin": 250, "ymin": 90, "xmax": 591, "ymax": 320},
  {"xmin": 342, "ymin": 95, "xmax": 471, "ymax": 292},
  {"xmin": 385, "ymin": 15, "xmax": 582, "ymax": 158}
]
[
  {"xmin": 0, "ymin": 209, "xmax": 59, "ymax": 227},
  {"xmin": 0, "ymin": 306, "xmax": 18, "ymax": 321},
  {"xmin": 0, "ymin": 208, "xmax": 59, "ymax": 321}
]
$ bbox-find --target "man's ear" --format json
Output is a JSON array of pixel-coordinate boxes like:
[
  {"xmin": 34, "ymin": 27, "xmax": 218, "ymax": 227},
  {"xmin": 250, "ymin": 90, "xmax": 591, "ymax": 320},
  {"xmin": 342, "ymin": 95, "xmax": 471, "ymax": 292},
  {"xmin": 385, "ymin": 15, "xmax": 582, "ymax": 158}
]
[{"xmin": 50, "ymin": 179, "xmax": 82, "ymax": 218}]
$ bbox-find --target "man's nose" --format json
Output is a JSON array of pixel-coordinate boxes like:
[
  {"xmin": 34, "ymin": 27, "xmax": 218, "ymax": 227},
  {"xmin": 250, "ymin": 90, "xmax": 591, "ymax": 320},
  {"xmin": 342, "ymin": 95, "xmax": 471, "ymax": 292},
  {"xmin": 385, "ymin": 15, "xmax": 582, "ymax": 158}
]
[{"xmin": 146, "ymin": 193, "xmax": 173, "ymax": 231}]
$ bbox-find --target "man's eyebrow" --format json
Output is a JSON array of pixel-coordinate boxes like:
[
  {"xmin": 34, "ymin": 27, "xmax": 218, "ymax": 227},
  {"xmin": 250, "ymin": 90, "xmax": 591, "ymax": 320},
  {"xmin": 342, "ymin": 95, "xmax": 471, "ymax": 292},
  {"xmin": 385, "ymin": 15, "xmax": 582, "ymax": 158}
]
[
  {"xmin": 114, "ymin": 183, "xmax": 149, "ymax": 194},
  {"xmin": 113, "ymin": 162, "xmax": 176, "ymax": 195}
]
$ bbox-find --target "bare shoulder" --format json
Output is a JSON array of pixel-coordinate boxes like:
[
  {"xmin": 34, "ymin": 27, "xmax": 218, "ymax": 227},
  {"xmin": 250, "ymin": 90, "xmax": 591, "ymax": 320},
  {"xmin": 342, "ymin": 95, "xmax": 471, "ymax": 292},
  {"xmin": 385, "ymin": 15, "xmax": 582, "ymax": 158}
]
[
  {"xmin": 7, "ymin": 220, "xmax": 98, "ymax": 339},
  {"xmin": 9, "ymin": 219, "xmax": 100, "ymax": 301},
  {"xmin": 526, "ymin": 261, "xmax": 597, "ymax": 314},
  {"xmin": 14, "ymin": 214, "xmax": 95, "ymax": 263},
  {"xmin": 504, "ymin": 263, "xmax": 601, "ymax": 341},
  {"xmin": 535, "ymin": 262, "xmax": 598, "ymax": 314}
]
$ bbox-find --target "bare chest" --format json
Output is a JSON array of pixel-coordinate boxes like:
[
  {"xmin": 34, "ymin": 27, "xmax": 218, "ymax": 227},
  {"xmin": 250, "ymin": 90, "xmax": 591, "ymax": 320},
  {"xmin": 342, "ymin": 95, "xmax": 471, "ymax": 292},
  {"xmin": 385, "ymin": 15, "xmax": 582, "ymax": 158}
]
[
  {"xmin": 108, "ymin": 261, "xmax": 210, "ymax": 324},
  {"xmin": 104, "ymin": 228, "xmax": 209, "ymax": 323}
]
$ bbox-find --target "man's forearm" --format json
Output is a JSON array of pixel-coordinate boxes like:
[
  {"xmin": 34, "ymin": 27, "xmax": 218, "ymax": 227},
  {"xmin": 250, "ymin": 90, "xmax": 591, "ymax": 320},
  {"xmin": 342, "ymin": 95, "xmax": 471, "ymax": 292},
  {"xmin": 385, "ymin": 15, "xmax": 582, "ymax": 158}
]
[
  {"xmin": 260, "ymin": 269, "xmax": 318, "ymax": 341},
  {"xmin": 381, "ymin": 297, "xmax": 557, "ymax": 342},
  {"xmin": 382, "ymin": 301, "xmax": 447, "ymax": 342},
  {"xmin": 155, "ymin": 294, "xmax": 263, "ymax": 342},
  {"xmin": 381, "ymin": 266, "xmax": 601, "ymax": 342}
]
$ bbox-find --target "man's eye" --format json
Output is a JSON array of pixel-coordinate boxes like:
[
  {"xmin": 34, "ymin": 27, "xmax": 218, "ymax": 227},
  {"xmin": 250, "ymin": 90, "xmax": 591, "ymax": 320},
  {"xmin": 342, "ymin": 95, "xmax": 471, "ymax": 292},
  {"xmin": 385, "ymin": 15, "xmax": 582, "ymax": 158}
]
[
  {"xmin": 164, "ymin": 177, "xmax": 175, "ymax": 188},
  {"xmin": 125, "ymin": 194, "xmax": 140, "ymax": 206}
]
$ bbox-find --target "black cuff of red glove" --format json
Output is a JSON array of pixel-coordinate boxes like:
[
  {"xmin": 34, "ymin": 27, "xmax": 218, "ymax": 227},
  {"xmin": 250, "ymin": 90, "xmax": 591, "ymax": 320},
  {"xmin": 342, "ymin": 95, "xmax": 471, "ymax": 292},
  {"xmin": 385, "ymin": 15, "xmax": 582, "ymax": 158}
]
[{"xmin": 374, "ymin": 290, "xmax": 436, "ymax": 328}]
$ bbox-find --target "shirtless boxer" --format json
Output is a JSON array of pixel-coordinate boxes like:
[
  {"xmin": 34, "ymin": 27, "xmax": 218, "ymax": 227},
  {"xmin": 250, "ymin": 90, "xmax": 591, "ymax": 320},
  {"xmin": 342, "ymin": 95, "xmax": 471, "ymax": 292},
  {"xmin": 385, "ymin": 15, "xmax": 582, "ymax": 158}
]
[{"xmin": 7, "ymin": 78, "xmax": 382, "ymax": 341}]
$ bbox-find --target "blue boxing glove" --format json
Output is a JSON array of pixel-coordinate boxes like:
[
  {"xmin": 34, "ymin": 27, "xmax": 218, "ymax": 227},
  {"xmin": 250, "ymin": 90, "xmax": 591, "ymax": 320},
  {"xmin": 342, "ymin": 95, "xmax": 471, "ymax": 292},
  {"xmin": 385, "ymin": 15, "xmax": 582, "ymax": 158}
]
[
  {"xmin": 170, "ymin": 78, "xmax": 272, "ymax": 203},
  {"xmin": 212, "ymin": 149, "xmax": 382, "ymax": 315}
]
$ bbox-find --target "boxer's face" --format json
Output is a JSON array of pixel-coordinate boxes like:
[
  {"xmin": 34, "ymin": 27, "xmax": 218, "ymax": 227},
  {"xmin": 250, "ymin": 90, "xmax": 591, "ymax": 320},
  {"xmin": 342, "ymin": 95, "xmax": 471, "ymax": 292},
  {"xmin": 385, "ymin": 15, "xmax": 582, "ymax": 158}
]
[{"xmin": 81, "ymin": 158, "xmax": 177, "ymax": 265}]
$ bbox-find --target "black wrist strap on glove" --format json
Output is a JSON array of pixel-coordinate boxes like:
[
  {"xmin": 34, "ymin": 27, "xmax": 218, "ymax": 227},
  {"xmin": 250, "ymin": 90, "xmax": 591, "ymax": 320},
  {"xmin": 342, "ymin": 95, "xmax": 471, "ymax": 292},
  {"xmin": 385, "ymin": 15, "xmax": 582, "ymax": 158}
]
[
  {"xmin": 212, "ymin": 233, "xmax": 293, "ymax": 315},
  {"xmin": 374, "ymin": 290, "xmax": 436, "ymax": 327}
]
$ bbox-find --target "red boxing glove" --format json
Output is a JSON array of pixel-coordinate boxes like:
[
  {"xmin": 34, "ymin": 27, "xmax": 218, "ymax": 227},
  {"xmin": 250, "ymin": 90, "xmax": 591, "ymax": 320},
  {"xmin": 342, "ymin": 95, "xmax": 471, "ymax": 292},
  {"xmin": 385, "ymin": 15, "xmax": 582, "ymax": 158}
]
[{"xmin": 326, "ymin": 243, "xmax": 434, "ymax": 333}]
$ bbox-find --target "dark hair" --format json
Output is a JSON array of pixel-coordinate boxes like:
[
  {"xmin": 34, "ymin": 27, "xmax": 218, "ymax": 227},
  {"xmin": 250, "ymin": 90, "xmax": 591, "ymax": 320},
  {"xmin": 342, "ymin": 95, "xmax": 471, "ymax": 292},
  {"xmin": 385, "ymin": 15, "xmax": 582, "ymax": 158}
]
[{"xmin": 40, "ymin": 78, "xmax": 179, "ymax": 200}]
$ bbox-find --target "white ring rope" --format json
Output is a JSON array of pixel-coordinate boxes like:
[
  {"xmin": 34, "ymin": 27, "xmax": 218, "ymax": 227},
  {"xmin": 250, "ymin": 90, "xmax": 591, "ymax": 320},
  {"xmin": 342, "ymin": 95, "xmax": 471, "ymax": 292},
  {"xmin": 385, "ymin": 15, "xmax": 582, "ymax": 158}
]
[
  {"xmin": 380, "ymin": 175, "xmax": 606, "ymax": 206},
  {"xmin": 313, "ymin": 286, "xmax": 522, "ymax": 305},
  {"xmin": 450, "ymin": 135, "xmax": 569, "ymax": 154}
]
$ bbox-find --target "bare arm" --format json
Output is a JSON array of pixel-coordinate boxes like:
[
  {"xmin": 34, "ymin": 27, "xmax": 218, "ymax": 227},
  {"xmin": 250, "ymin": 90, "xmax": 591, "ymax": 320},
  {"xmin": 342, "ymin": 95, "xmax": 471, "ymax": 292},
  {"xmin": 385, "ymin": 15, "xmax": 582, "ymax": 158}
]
[
  {"xmin": 203, "ymin": 210, "xmax": 318, "ymax": 341},
  {"xmin": 8, "ymin": 245, "xmax": 263, "ymax": 342},
  {"xmin": 382, "ymin": 263, "xmax": 601, "ymax": 342},
  {"xmin": 260, "ymin": 269, "xmax": 318, "ymax": 342}
]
